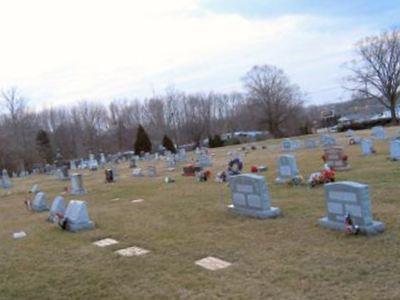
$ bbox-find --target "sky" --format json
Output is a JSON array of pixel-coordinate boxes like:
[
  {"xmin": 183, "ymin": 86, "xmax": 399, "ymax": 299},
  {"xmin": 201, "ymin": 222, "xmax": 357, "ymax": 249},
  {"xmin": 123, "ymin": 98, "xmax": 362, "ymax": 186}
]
[{"xmin": 0, "ymin": 0, "xmax": 399, "ymax": 108}]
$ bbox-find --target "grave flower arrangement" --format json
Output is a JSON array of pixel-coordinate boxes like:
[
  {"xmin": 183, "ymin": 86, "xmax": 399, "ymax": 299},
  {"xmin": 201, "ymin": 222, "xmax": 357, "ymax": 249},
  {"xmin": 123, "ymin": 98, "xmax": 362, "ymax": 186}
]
[{"xmin": 307, "ymin": 164, "xmax": 336, "ymax": 188}]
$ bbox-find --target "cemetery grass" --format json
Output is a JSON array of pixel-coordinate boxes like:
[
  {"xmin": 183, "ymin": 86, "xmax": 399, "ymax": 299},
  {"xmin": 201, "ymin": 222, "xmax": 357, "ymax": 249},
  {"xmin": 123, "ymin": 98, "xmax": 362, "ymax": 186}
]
[{"xmin": 1, "ymin": 128, "xmax": 400, "ymax": 300}]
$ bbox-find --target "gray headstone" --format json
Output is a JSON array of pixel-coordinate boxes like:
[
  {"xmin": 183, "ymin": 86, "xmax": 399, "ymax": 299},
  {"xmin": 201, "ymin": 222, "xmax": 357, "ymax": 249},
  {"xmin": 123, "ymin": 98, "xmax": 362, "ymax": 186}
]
[
  {"xmin": 371, "ymin": 126, "xmax": 386, "ymax": 140},
  {"xmin": 275, "ymin": 155, "xmax": 299, "ymax": 184},
  {"xmin": 197, "ymin": 153, "xmax": 212, "ymax": 167},
  {"xmin": 318, "ymin": 181, "xmax": 384, "ymax": 235},
  {"xmin": 282, "ymin": 139, "xmax": 294, "ymax": 151},
  {"xmin": 361, "ymin": 139, "xmax": 374, "ymax": 156},
  {"xmin": 146, "ymin": 166, "xmax": 157, "ymax": 177},
  {"xmin": 323, "ymin": 147, "xmax": 350, "ymax": 171},
  {"xmin": 345, "ymin": 129, "xmax": 355, "ymax": 137},
  {"xmin": 304, "ymin": 139, "xmax": 317, "ymax": 149},
  {"xmin": 63, "ymin": 200, "xmax": 94, "ymax": 231},
  {"xmin": 48, "ymin": 196, "xmax": 65, "ymax": 222},
  {"xmin": 1, "ymin": 169, "xmax": 12, "ymax": 189},
  {"xmin": 390, "ymin": 139, "xmax": 400, "ymax": 160},
  {"xmin": 228, "ymin": 174, "xmax": 281, "ymax": 218},
  {"xmin": 32, "ymin": 192, "xmax": 49, "ymax": 212},
  {"xmin": 320, "ymin": 135, "xmax": 336, "ymax": 147},
  {"xmin": 70, "ymin": 173, "xmax": 86, "ymax": 195}
]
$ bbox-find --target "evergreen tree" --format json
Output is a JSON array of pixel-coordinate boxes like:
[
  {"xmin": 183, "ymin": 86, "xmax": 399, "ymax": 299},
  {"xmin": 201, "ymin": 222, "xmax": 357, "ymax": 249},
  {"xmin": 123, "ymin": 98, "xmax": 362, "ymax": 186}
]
[
  {"xmin": 134, "ymin": 124, "xmax": 152, "ymax": 155},
  {"xmin": 162, "ymin": 134, "xmax": 176, "ymax": 153},
  {"xmin": 209, "ymin": 134, "xmax": 224, "ymax": 148},
  {"xmin": 36, "ymin": 129, "xmax": 53, "ymax": 163}
]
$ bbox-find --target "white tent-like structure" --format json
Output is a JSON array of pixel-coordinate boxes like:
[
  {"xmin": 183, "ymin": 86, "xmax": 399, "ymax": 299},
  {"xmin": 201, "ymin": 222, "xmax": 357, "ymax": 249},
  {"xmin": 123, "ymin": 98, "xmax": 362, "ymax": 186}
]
[{"xmin": 63, "ymin": 200, "xmax": 94, "ymax": 232}]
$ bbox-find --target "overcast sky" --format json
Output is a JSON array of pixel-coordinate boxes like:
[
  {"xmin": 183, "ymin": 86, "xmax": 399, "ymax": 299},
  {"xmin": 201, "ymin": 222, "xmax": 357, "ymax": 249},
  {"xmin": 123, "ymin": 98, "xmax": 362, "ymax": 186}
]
[{"xmin": 0, "ymin": 0, "xmax": 399, "ymax": 108}]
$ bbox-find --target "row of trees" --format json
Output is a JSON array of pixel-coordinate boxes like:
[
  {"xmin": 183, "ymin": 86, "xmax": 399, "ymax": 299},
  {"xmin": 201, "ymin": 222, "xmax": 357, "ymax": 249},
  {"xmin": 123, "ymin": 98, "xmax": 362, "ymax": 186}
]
[
  {"xmin": 1, "ymin": 28, "xmax": 399, "ymax": 173},
  {"xmin": 0, "ymin": 64, "xmax": 312, "ymax": 172}
]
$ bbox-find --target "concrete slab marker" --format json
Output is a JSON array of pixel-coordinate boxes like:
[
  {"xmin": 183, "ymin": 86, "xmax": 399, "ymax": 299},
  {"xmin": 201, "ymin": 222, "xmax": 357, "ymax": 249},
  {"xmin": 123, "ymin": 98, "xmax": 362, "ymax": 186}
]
[
  {"xmin": 93, "ymin": 238, "xmax": 119, "ymax": 247},
  {"xmin": 115, "ymin": 246, "xmax": 150, "ymax": 257},
  {"xmin": 195, "ymin": 256, "xmax": 232, "ymax": 271}
]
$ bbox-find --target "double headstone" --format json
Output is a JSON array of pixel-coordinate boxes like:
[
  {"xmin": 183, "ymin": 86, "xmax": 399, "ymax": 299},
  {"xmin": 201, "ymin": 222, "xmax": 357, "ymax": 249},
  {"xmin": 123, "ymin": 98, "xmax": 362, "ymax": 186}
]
[
  {"xmin": 323, "ymin": 147, "xmax": 350, "ymax": 171},
  {"xmin": 319, "ymin": 181, "xmax": 384, "ymax": 235},
  {"xmin": 228, "ymin": 174, "xmax": 281, "ymax": 218},
  {"xmin": 63, "ymin": 200, "xmax": 94, "ymax": 232},
  {"xmin": 275, "ymin": 155, "xmax": 299, "ymax": 184},
  {"xmin": 371, "ymin": 126, "xmax": 386, "ymax": 140},
  {"xmin": 361, "ymin": 139, "xmax": 375, "ymax": 156},
  {"xmin": 70, "ymin": 173, "xmax": 86, "ymax": 195},
  {"xmin": 390, "ymin": 139, "xmax": 400, "ymax": 160}
]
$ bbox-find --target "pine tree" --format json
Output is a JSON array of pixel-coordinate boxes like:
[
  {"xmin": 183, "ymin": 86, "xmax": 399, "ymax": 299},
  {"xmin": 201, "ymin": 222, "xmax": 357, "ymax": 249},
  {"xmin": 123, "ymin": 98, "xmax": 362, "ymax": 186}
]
[
  {"xmin": 36, "ymin": 129, "xmax": 53, "ymax": 163},
  {"xmin": 162, "ymin": 134, "xmax": 176, "ymax": 153},
  {"xmin": 134, "ymin": 124, "xmax": 152, "ymax": 155},
  {"xmin": 209, "ymin": 134, "xmax": 224, "ymax": 148}
]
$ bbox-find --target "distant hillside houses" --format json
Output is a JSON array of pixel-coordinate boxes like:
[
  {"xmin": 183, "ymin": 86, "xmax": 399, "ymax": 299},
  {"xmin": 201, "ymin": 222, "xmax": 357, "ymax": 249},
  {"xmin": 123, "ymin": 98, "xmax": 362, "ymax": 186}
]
[{"xmin": 338, "ymin": 104, "xmax": 400, "ymax": 126}]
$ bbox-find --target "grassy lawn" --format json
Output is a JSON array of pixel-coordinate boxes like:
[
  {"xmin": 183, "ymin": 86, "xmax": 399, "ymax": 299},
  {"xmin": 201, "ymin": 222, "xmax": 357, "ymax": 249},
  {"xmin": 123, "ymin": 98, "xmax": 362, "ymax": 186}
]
[{"xmin": 1, "ymin": 127, "xmax": 400, "ymax": 300}]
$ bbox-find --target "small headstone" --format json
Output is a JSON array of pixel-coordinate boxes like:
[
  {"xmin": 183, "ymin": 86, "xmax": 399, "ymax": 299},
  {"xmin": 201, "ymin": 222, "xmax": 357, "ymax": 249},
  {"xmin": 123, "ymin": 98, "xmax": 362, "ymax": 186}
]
[
  {"xmin": 361, "ymin": 139, "xmax": 375, "ymax": 156},
  {"xmin": 275, "ymin": 155, "xmax": 300, "ymax": 184},
  {"xmin": 32, "ymin": 192, "xmax": 49, "ymax": 212},
  {"xmin": 371, "ymin": 126, "xmax": 386, "ymax": 140},
  {"xmin": 349, "ymin": 136, "xmax": 362, "ymax": 145},
  {"xmin": 56, "ymin": 166, "xmax": 69, "ymax": 181},
  {"xmin": 115, "ymin": 246, "xmax": 150, "ymax": 257},
  {"xmin": 146, "ymin": 166, "xmax": 157, "ymax": 177},
  {"xmin": 195, "ymin": 256, "xmax": 232, "ymax": 271},
  {"xmin": 132, "ymin": 168, "xmax": 143, "ymax": 177},
  {"xmin": 70, "ymin": 173, "xmax": 86, "ymax": 195},
  {"xmin": 390, "ymin": 139, "xmax": 400, "ymax": 160},
  {"xmin": 322, "ymin": 147, "xmax": 350, "ymax": 171},
  {"xmin": 228, "ymin": 174, "xmax": 281, "ymax": 218},
  {"xmin": 48, "ymin": 196, "xmax": 65, "ymax": 222},
  {"xmin": 88, "ymin": 153, "xmax": 99, "ymax": 171},
  {"xmin": 282, "ymin": 139, "xmax": 294, "ymax": 152},
  {"xmin": 319, "ymin": 181, "xmax": 385, "ymax": 235},
  {"xmin": 63, "ymin": 200, "xmax": 94, "ymax": 232},
  {"xmin": 197, "ymin": 153, "xmax": 212, "ymax": 167},
  {"xmin": 304, "ymin": 139, "xmax": 317, "ymax": 149},
  {"xmin": 345, "ymin": 129, "xmax": 355, "ymax": 137},
  {"xmin": 1, "ymin": 169, "xmax": 12, "ymax": 189},
  {"xmin": 320, "ymin": 135, "xmax": 336, "ymax": 147},
  {"xmin": 70, "ymin": 160, "xmax": 77, "ymax": 170},
  {"xmin": 30, "ymin": 184, "xmax": 40, "ymax": 194}
]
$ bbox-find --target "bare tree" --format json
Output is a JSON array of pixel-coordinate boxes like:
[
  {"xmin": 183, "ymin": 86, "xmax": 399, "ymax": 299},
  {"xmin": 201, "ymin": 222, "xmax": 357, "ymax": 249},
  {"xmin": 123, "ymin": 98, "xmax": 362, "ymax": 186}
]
[
  {"xmin": 346, "ymin": 28, "xmax": 400, "ymax": 124},
  {"xmin": 242, "ymin": 65, "xmax": 304, "ymax": 137}
]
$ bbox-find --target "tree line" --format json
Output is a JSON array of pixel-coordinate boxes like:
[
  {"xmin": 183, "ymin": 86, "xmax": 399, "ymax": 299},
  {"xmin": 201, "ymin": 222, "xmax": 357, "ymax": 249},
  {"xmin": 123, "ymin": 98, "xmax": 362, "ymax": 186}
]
[
  {"xmin": 0, "ymin": 64, "xmax": 314, "ymax": 173},
  {"xmin": 1, "ymin": 28, "xmax": 399, "ymax": 173}
]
